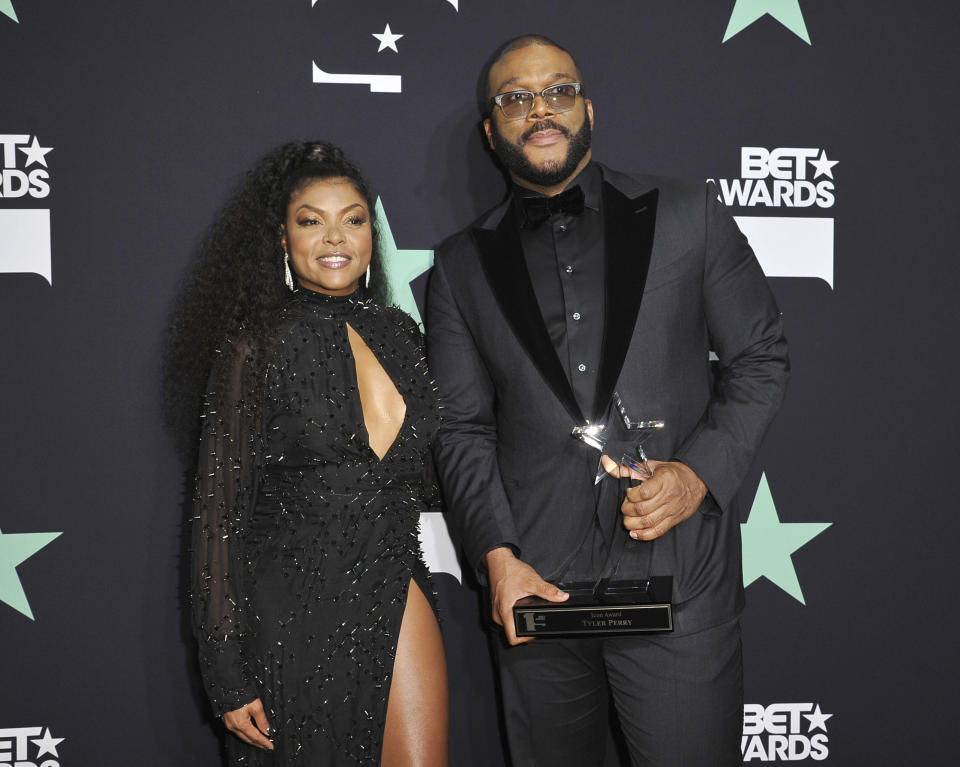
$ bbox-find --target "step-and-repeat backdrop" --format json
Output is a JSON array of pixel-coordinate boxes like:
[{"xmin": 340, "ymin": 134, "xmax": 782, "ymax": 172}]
[{"xmin": 2, "ymin": 1, "xmax": 957, "ymax": 764}]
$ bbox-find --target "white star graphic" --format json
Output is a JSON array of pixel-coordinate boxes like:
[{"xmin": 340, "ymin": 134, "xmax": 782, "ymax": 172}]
[
  {"xmin": 19, "ymin": 136, "xmax": 54, "ymax": 168},
  {"xmin": 804, "ymin": 704, "xmax": 833, "ymax": 733},
  {"xmin": 373, "ymin": 23, "xmax": 403, "ymax": 53},
  {"xmin": 808, "ymin": 149, "xmax": 838, "ymax": 179},
  {"xmin": 31, "ymin": 728, "xmax": 64, "ymax": 758}
]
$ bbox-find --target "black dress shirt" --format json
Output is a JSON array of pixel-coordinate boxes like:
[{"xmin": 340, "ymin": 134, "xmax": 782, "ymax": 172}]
[{"xmin": 514, "ymin": 162, "xmax": 605, "ymax": 421}]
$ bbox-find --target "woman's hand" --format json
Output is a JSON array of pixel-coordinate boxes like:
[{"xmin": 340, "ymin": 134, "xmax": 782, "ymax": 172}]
[{"xmin": 223, "ymin": 698, "xmax": 274, "ymax": 751}]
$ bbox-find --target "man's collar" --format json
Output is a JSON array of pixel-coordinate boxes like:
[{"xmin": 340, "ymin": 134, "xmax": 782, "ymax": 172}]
[
  {"xmin": 475, "ymin": 162, "xmax": 660, "ymax": 232},
  {"xmin": 511, "ymin": 161, "xmax": 602, "ymax": 212}
]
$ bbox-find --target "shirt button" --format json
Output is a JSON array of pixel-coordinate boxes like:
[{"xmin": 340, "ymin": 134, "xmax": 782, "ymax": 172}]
[
  {"xmin": 564, "ymin": 265, "xmax": 573, "ymax": 274},
  {"xmin": 558, "ymin": 224, "xmax": 568, "ymax": 233},
  {"xmin": 577, "ymin": 363, "xmax": 587, "ymax": 373},
  {"xmin": 572, "ymin": 312, "xmax": 581, "ymax": 321}
]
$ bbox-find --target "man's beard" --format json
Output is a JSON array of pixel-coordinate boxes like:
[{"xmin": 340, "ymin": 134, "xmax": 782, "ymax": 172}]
[{"xmin": 490, "ymin": 111, "xmax": 592, "ymax": 188}]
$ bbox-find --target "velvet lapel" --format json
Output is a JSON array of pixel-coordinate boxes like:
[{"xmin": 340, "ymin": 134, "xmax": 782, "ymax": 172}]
[
  {"xmin": 593, "ymin": 183, "xmax": 659, "ymax": 420},
  {"xmin": 473, "ymin": 203, "xmax": 586, "ymax": 425}
]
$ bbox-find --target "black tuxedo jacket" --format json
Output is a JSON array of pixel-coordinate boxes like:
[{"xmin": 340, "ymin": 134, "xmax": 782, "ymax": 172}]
[{"xmin": 426, "ymin": 164, "xmax": 789, "ymax": 633}]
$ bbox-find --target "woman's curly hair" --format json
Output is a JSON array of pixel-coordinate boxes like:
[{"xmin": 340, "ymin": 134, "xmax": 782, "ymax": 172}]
[{"xmin": 162, "ymin": 141, "xmax": 389, "ymax": 461}]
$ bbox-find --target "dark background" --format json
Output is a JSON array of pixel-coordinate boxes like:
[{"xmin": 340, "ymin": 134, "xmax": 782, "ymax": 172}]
[{"xmin": 2, "ymin": 1, "xmax": 958, "ymax": 764}]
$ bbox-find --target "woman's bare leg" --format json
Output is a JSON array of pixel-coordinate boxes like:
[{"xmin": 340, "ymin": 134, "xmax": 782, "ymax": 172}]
[{"xmin": 381, "ymin": 579, "xmax": 448, "ymax": 767}]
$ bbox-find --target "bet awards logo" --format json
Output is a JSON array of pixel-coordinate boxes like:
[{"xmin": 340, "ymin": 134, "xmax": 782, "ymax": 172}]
[
  {"xmin": 742, "ymin": 703, "xmax": 833, "ymax": 762},
  {"xmin": 309, "ymin": 0, "xmax": 460, "ymax": 93},
  {"xmin": 0, "ymin": 134, "xmax": 54, "ymax": 285},
  {"xmin": 710, "ymin": 146, "xmax": 838, "ymax": 289},
  {"xmin": 715, "ymin": 148, "xmax": 836, "ymax": 209},
  {"xmin": 0, "ymin": 135, "xmax": 51, "ymax": 199},
  {"xmin": 0, "ymin": 726, "xmax": 64, "ymax": 767}
]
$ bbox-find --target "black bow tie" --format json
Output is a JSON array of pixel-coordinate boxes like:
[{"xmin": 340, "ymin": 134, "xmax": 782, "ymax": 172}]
[{"xmin": 519, "ymin": 185, "xmax": 585, "ymax": 228}]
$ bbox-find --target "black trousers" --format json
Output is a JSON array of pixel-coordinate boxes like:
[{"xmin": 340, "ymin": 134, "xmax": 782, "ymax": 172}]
[{"xmin": 494, "ymin": 617, "xmax": 743, "ymax": 767}]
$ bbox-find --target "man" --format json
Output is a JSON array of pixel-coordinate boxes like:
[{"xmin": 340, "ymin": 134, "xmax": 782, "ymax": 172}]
[{"xmin": 427, "ymin": 35, "xmax": 788, "ymax": 766}]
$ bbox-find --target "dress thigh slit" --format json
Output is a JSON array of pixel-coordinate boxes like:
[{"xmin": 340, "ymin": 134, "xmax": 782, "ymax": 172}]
[{"xmin": 380, "ymin": 577, "xmax": 449, "ymax": 767}]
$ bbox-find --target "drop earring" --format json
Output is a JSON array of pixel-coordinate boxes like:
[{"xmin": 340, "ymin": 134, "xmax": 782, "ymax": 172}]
[
  {"xmin": 284, "ymin": 251, "xmax": 295, "ymax": 291},
  {"xmin": 365, "ymin": 264, "xmax": 371, "ymax": 289}
]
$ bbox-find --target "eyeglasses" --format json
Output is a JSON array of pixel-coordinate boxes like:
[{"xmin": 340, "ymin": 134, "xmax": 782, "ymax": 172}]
[{"xmin": 491, "ymin": 82, "xmax": 582, "ymax": 119}]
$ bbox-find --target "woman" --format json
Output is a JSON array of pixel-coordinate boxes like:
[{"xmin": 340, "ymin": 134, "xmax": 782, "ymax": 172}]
[{"xmin": 167, "ymin": 142, "xmax": 448, "ymax": 765}]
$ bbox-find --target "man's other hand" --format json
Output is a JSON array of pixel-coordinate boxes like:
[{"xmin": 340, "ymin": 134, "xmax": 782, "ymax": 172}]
[{"xmin": 603, "ymin": 458, "xmax": 708, "ymax": 541}]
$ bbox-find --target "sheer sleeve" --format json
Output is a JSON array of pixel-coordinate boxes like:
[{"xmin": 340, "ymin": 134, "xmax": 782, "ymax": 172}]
[{"xmin": 190, "ymin": 339, "xmax": 263, "ymax": 717}]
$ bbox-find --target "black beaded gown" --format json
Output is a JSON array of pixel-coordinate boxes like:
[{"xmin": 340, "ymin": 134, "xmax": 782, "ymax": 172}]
[{"xmin": 190, "ymin": 289, "xmax": 441, "ymax": 765}]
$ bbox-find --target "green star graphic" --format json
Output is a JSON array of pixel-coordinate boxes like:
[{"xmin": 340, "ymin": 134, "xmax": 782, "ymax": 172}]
[
  {"xmin": 0, "ymin": 0, "xmax": 18, "ymax": 23},
  {"xmin": 723, "ymin": 0, "xmax": 810, "ymax": 44},
  {"xmin": 375, "ymin": 198, "xmax": 434, "ymax": 330},
  {"xmin": 741, "ymin": 474, "xmax": 830, "ymax": 604},
  {"xmin": 0, "ymin": 527, "xmax": 61, "ymax": 620}
]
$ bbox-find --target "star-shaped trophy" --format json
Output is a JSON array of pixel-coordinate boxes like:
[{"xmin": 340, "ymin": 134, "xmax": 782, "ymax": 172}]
[
  {"xmin": 514, "ymin": 392, "xmax": 673, "ymax": 637},
  {"xmin": 571, "ymin": 392, "xmax": 664, "ymax": 484}
]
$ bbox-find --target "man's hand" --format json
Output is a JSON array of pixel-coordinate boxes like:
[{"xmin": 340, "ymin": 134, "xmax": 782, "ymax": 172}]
[
  {"xmin": 601, "ymin": 457, "xmax": 708, "ymax": 540},
  {"xmin": 223, "ymin": 698, "xmax": 274, "ymax": 751},
  {"xmin": 485, "ymin": 547, "xmax": 568, "ymax": 645}
]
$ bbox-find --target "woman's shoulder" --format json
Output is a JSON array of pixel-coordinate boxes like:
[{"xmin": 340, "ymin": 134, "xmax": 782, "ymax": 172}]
[
  {"xmin": 381, "ymin": 304, "xmax": 425, "ymax": 343},
  {"xmin": 381, "ymin": 303, "xmax": 420, "ymax": 330}
]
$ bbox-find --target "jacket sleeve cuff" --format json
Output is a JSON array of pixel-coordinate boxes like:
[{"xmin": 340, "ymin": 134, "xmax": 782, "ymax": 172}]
[{"xmin": 474, "ymin": 542, "xmax": 521, "ymax": 586}]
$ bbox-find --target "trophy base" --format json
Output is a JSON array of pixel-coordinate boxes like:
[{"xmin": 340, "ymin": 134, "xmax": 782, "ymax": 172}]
[{"xmin": 513, "ymin": 576, "xmax": 673, "ymax": 637}]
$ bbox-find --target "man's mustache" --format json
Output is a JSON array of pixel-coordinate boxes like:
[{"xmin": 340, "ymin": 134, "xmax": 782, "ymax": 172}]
[{"xmin": 521, "ymin": 120, "xmax": 571, "ymax": 144}]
